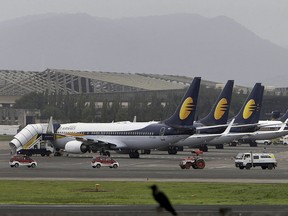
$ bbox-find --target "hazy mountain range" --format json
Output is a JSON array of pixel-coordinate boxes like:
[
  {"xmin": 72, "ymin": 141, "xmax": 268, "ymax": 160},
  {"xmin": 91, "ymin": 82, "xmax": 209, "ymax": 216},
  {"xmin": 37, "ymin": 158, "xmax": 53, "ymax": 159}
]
[{"xmin": 0, "ymin": 13, "xmax": 287, "ymax": 87}]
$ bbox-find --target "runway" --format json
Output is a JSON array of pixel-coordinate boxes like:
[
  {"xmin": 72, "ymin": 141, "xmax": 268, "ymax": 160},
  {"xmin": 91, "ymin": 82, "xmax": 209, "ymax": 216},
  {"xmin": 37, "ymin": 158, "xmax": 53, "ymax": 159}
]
[{"xmin": 1, "ymin": 143, "xmax": 288, "ymax": 215}]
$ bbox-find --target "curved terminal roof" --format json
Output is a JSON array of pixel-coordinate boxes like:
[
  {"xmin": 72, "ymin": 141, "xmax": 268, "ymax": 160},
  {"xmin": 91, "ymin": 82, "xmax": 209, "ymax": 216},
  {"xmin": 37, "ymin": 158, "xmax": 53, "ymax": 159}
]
[{"xmin": 0, "ymin": 69, "xmax": 193, "ymax": 96}]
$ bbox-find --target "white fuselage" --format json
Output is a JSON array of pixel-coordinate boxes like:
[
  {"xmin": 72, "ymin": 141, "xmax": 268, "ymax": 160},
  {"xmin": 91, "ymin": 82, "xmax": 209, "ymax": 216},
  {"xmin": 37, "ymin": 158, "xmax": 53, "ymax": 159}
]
[{"xmin": 53, "ymin": 121, "xmax": 191, "ymax": 150}]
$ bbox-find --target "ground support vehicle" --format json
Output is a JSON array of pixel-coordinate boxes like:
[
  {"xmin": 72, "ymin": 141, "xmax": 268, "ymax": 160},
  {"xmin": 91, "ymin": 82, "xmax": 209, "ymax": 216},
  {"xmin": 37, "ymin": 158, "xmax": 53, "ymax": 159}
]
[
  {"xmin": 9, "ymin": 155, "xmax": 37, "ymax": 168},
  {"xmin": 235, "ymin": 152, "xmax": 277, "ymax": 170},
  {"xmin": 17, "ymin": 140, "xmax": 54, "ymax": 157},
  {"xmin": 17, "ymin": 148, "xmax": 52, "ymax": 157},
  {"xmin": 179, "ymin": 156, "xmax": 205, "ymax": 169},
  {"xmin": 280, "ymin": 135, "xmax": 288, "ymax": 145},
  {"xmin": 255, "ymin": 140, "xmax": 272, "ymax": 145},
  {"xmin": 91, "ymin": 156, "xmax": 119, "ymax": 168}
]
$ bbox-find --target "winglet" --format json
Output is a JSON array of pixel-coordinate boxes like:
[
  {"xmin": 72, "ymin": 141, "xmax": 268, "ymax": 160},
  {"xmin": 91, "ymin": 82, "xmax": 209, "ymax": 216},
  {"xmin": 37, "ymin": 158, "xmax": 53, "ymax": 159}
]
[
  {"xmin": 222, "ymin": 118, "xmax": 235, "ymax": 135},
  {"xmin": 279, "ymin": 118, "xmax": 288, "ymax": 131}
]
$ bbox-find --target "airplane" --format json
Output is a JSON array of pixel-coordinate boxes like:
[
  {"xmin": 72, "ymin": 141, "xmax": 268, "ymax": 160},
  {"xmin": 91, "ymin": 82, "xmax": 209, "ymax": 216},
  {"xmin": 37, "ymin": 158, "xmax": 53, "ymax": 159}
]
[
  {"xmin": 10, "ymin": 77, "xmax": 202, "ymax": 158},
  {"xmin": 257, "ymin": 109, "xmax": 288, "ymax": 130},
  {"xmin": 169, "ymin": 118, "xmax": 235, "ymax": 152},
  {"xmin": 200, "ymin": 83, "xmax": 265, "ymax": 151},
  {"xmin": 235, "ymin": 110, "xmax": 288, "ymax": 146},
  {"xmin": 240, "ymin": 119, "xmax": 288, "ymax": 142},
  {"xmin": 161, "ymin": 80, "xmax": 234, "ymax": 154}
]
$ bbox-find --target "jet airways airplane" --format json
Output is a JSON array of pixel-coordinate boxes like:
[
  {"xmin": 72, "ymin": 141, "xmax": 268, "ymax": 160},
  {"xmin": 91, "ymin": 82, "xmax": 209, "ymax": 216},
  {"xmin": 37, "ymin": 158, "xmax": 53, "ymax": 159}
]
[
  {"xmin": 241, "ymin": 119, "xmax": 288, "ymax": 141},
  {"xmin": 24, "ymin": 77, "xmax": 202, "ymax": 158},
  {"xmin": 200, "ymin": 83, "xmax": 264, "ymax": 151},
  {"xmin": 161, "ymin": 80, "xmax": 234, "ymax": 154},
  {"xmin": 257, "ymin": 109, "xmax": 288, "ymax": 130},
  {"xmin": 236, "ymin": 110, "xmax": 288, "ymax": 146}
]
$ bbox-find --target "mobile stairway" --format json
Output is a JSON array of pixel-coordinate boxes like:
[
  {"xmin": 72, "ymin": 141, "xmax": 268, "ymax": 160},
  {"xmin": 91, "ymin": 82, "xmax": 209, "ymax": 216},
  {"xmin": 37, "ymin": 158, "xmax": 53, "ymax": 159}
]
[{"xmin": 9, "ymin": 123, "xmax": 55, "ymax": 156}]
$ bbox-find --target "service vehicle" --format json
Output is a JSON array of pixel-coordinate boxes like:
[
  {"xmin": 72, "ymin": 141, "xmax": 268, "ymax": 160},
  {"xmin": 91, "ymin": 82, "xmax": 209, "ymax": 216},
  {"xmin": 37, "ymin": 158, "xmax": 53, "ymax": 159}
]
[
  {"xmin": 235, "ymin": 152, "xmax": 277, "ymax": 170},
  {"xmin": 91, "ymin": 156, "xmax": 119, "ymax": 168},
  {"xmin": 9, "ymin": 155, "xmax": 37, "ymax": 168},
  {"xmin": 179, "ymin": 156, "xmax": 205, "ymax": 169},
  {"xmin": 255, "ymin": 140, "xmax": 272, "ymax": 145},
  {"xmin": 280, "ymin": 135, "xmax": 288, "ymax": 145},
  {"xmin": 16, "ymin": 141, "xmax": 54, "ymax": 157},
  {"xmin": 17, "ymin": 148, "xmax": 52, "ymax": 157}
]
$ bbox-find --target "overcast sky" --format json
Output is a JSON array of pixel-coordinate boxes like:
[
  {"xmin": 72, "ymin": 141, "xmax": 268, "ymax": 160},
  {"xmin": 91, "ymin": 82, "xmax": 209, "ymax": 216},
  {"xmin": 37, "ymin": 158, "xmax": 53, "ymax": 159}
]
[{"xmin": 1, "ymin": 0, "xmax": 288, "ymax": 47}]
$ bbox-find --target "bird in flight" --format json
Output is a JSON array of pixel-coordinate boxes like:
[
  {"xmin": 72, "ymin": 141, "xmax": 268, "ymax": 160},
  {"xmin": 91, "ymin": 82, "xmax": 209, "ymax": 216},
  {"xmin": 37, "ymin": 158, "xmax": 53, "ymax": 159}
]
[{"xmin": 150, "ymin": 185, "xmax": 177, "ymax": 215}]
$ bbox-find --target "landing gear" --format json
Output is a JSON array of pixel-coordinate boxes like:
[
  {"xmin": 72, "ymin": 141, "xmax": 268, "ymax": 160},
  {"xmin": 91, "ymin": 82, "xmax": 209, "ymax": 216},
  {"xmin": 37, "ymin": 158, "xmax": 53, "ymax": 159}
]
[
  {"xmin": 54, "ymin": 151, "xmax": 62, "ymax": 156},
  {"xmin": 215, "ymin": 144, "xmax": 224, "ymax": 149},
  {"xmin": 168, "ymin": 147, "xmax": 178, "ymax": 155},
  {"xmin": 199, "ymin": 144, "xmax": 208, "ymax": 152},
  {"xmin": 142, "ymin": 149, "xmax": 151, "ymax": 155},
  {"xmin": 129, "ymin": 150, "xmax": 140, "ymax": 158},
  {"xmin": 249, "ymin": 141, "xmax": 258, "ymax": 147},
  {"xmin": 100, "ymin": 149, "xmax": 111, "ymax": 157}
]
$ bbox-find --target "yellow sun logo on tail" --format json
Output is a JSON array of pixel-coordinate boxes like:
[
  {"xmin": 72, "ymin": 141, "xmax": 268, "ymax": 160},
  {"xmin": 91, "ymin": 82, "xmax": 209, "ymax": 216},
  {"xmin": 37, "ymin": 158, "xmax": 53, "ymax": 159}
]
[
  {"xmin": 243, "ymin": 99, "xmax": 256, "ymax": 119},
  {"xmin": 214, "ymin": 98, "xmax": 228, "ymax": 120},
  {"xmin": 179, "ymin": 97, "xmax": 194, "ymax": 120}
]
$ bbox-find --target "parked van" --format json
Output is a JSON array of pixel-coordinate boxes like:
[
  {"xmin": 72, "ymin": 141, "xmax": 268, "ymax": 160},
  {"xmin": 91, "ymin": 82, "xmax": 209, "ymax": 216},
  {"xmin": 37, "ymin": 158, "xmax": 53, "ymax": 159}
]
[{"xmin": 235, "ymin": 152, "xmax": 277, "ymax": 170}]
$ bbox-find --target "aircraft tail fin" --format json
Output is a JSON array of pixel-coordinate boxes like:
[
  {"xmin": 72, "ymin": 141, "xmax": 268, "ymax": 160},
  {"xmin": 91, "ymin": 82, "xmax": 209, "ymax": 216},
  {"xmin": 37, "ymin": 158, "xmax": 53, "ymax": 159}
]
[
  {"xmin": 164, "ymin": 77, "xmax": 201, "ymax": 128},
  {"xmin": 234, "ymin": 83, "xmax": 264, "ymax": 125},
  {"xmin": 46, "ymin": 116, "xmax": 54, "ymax": 134},
  {"xmin": 199, "ymin": 80, "xmax": 234, "ymax": 126},
  {"xmin": 278, "ymin": 109, "xmax": 288, "ymax": 122}
]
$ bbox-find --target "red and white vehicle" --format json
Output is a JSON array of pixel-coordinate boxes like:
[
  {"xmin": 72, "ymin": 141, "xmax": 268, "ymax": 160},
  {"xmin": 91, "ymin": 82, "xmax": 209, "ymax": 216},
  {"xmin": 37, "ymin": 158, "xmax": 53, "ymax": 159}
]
[
  {"xmin": 9, "ymin": 155, "xmax": 37, "ymax": 168},
  {"xmin": 179, "ymin": 156, "xmax": 205, "ymax": 169},
  {"xmin": 91, "ymin": 156, "xmax": 119, "ymax": 169}
]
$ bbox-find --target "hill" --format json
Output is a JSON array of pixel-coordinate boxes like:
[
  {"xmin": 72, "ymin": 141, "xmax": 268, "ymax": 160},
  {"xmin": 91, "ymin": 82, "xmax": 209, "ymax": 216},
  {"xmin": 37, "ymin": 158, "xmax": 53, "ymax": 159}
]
[{"xmin": 0, "ymin": 13, "xmax": 287, "ymax": 87}]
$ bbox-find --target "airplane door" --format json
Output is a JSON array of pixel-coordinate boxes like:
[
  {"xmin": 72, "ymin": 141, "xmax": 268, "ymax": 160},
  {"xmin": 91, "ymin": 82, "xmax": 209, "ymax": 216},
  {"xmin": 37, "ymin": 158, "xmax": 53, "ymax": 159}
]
[{"xmin": 160, "ymin": 127, "xmax": 166, "ymax": 141}]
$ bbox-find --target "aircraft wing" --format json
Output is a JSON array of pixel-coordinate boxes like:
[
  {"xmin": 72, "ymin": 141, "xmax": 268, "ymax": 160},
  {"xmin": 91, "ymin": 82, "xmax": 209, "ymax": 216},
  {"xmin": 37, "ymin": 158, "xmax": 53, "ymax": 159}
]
[
  {"xmin": 75, "ymin": 136, "xmax": 127, "ymax": 149},
  {"xmin": 196, "ymin": 124, "xmax": 228, "ymax": 131}
]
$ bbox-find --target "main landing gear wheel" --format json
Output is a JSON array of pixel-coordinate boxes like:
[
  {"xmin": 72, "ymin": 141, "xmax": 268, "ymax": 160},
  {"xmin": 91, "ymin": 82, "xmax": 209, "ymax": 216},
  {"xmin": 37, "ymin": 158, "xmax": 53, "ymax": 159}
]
[
  {"xmin": 168, "ymin": 147, "xmax": 178, "ymax": 155},
  {"xmin": 199, "ymin": 144, "xmax": 208, "ymax": 152},
  {"xmin": 129, "ymin": 150, "xmax": 140, "ymax": 158},
  {"xmin": 100, "ymin": 150, "xmax": 111, "ymax": 157}
]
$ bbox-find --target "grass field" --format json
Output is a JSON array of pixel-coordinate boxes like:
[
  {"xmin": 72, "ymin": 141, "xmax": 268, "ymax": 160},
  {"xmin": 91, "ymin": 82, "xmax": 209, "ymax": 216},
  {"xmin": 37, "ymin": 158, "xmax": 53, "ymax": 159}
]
[
  {"xmin": 1, "ymin": 180, "xmax": 288, "ymax": 205},
  {"xmin": 0, "ymin": 135, "xmax": 14, "ymax": 141}
]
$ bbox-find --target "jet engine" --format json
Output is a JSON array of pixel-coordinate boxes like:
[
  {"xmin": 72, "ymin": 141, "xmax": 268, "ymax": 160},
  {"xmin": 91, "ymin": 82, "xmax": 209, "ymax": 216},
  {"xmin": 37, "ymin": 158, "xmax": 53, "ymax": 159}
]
[{"xmin": 65, "ymin": 140, "xmax": 89, "ymax": 154}]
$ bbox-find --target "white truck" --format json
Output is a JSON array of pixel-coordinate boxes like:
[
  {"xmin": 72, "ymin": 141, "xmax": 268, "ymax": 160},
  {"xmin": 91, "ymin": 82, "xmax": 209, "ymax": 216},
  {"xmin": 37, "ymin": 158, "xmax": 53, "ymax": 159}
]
[
  {"xmin": 235, "ymin": 152, "xmax": 277, "ymax": 170},
  {"xmin": 280, "ymin": 135, "xmax": 288, "ymax": 145}
]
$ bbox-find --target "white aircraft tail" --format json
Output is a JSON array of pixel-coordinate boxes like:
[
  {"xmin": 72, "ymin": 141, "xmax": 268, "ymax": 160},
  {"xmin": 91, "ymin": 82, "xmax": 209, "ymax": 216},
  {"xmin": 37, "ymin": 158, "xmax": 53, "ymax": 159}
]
[{"xmin": 46, "ymin": 116, "xmax": 54, "ymax": 134}]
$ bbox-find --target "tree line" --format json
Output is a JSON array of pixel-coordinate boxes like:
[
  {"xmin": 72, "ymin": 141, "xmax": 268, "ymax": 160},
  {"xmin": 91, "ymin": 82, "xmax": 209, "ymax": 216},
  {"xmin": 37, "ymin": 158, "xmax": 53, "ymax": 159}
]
[{"xmin": 13, "ymin": 88, "xmax": 288, "ymax": 123}]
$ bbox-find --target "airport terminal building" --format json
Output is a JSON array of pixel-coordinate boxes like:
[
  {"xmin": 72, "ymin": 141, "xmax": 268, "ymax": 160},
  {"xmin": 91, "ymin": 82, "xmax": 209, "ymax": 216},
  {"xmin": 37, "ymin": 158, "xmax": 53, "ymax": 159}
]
[{"xmin": 0, "ymin": 69, "xmax": 286, "ymax": 130}]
